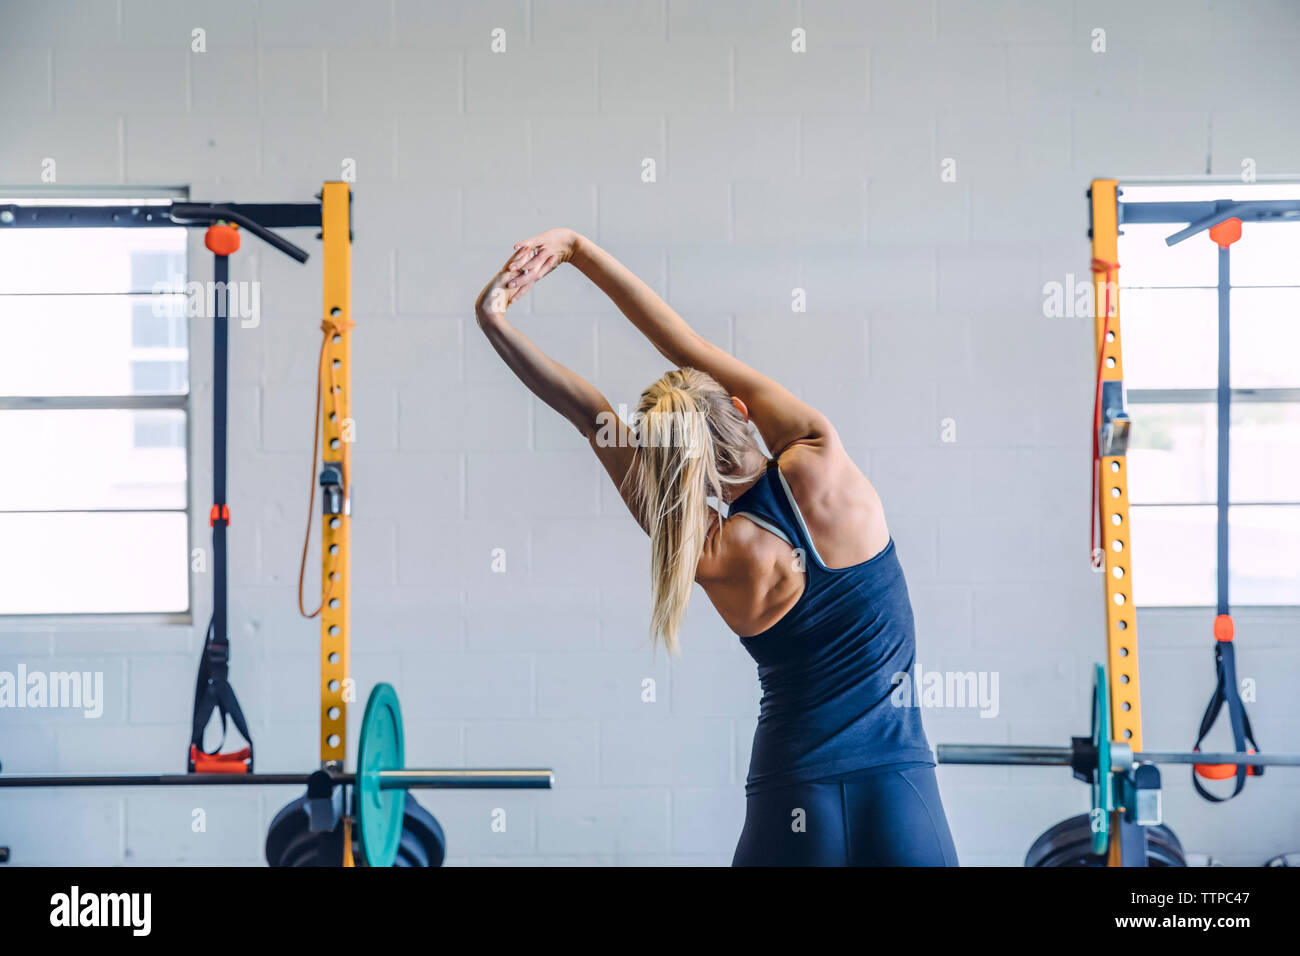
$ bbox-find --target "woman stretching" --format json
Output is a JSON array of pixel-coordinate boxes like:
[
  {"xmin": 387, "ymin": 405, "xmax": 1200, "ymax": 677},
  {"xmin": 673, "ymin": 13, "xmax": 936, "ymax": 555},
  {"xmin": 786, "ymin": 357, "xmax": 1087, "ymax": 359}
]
[{"xmin": 475, "ymin": 229, "xmax": 958, "ymax": 867}]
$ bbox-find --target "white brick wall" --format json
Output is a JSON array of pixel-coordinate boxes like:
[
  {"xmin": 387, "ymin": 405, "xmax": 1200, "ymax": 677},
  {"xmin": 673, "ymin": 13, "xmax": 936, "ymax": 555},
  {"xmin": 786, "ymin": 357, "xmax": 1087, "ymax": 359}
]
[{"xmin": 1, "ymin": 0, "xmax": 1298, "ymax": 867}]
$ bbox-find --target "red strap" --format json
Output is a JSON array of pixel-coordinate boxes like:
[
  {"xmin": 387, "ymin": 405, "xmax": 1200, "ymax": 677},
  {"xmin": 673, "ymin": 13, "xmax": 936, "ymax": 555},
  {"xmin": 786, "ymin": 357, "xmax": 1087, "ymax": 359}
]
[
  {"xmin": 209, "ymin": 504, "xmax": 230, "ymax": 527},
  {"xmin": 1213, "ymin": 613, "xmax": 1234, "ymax": 643},
  {"xmin": 189, "ymin": 744, "xmax": 251, "ymax": 775},
  {"xmin": 1089, "ymin": 258, "xmax": 1120, "ymax": 568}
]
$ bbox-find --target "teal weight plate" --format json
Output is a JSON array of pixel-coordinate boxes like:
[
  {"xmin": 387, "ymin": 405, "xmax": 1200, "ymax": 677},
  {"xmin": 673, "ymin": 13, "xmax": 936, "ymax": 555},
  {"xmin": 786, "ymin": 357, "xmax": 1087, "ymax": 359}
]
[
  {"xmin": 356, "ymin": 683, "xmax": 404, "ymax": 867},
  {"xmin": 1090, "ymin": 663, "xmax": 1112, "ymax": 856}
]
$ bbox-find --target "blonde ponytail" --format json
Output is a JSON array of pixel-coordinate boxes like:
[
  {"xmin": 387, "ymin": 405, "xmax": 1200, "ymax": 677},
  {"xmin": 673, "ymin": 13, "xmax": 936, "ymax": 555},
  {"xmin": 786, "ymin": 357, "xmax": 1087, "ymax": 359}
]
[{"xmin": 623, "ymin": 368, "xmax": 760, "ymax": 655}]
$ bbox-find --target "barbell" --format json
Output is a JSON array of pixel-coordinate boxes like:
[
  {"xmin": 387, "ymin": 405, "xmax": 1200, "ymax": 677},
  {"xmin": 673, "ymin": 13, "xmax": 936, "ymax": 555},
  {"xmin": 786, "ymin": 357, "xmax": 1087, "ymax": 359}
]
[
  {"xmin": 0, "ymin": 683, "xmax": 553, "ymax": 866},
  {"xmin": 0, "ymin": 771, "xmax": 553, "ymax": 788},
  {"xmin": 937, "ymin": 663, "xmax": 1298, "ymax": 856},
  {"xmin": 937, "ymin": 744, "xmax": 1300, "ymax": 769}
]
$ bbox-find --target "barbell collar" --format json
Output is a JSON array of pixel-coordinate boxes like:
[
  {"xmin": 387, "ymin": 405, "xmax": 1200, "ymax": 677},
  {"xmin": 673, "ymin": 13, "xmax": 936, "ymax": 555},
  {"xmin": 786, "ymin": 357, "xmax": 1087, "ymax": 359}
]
[{"xmin": 1110, "ymin": 742, "xmax": 1134, "ymax": 773}]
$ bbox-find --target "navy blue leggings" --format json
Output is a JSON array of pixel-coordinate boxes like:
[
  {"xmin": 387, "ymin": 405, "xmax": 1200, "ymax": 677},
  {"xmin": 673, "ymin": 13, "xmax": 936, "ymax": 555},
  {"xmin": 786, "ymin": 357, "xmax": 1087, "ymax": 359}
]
[{"xmin": 733, "ymin": 764, "xmax": 959, "ymax": 866}]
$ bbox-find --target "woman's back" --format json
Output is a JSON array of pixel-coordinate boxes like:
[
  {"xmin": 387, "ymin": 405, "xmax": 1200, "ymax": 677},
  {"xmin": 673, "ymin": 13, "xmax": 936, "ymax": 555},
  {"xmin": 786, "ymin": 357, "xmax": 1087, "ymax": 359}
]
[
  {"xmin": 698, "ymin": 438, "xmax": 891, "ymax": 639},
  {"xmin": 709, "ymin": 444, "xmax": 934, "ymax": 794}
]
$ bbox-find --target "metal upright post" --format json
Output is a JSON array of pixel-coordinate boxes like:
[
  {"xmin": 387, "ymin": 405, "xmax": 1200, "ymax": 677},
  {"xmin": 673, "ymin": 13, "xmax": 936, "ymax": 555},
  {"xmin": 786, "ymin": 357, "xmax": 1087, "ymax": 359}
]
[
  {"xmin": 318, "ymin": 183, "xmax": 353, "ymax": 770},
  {"xmin": 1089, "ymin": 180, "xmax": 1143, "ymax": 866}
]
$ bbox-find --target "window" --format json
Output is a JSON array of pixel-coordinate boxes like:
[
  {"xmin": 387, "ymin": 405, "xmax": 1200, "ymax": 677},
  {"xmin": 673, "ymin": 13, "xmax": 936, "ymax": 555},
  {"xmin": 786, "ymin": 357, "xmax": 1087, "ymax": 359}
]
[
  {"xmin": 1118, "ymin": 183, "xmax": 1300, "ymax": 607},
  {"xmin": 0, "ymin": 194, "xmax": 190, "ymax": 617}
]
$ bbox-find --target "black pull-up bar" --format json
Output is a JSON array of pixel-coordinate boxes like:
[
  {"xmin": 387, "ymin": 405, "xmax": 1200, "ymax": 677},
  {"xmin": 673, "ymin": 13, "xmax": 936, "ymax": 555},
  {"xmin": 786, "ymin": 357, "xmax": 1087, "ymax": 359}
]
[
  {"xmin": 169, "ymin": 202, "xmax": 310, "ymax": 263},
  {"xmin": 0, "ymin": 200, "xmax": 319, "ymax": 262}
]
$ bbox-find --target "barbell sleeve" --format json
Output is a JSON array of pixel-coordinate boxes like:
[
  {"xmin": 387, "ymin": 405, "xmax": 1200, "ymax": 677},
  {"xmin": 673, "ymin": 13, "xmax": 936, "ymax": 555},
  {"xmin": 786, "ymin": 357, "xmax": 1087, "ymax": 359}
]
[
  {"xmin": 377, "ymin": 769, "xmax": 554, "ymax": 789},
  {"xmin": 936, "ymin": 745, "xmax": 1073, "ymax": 766},
  {"xmin": 936, "ymin": 743, "xmax": 1300, "ymax": 769},
  {"xmin": 1133, "ymin": 750, "xmax": 1300, "ymax": 768},
  {"xmin": 0, "ymin": 773, "xmax": 318, "ymax": 788}
]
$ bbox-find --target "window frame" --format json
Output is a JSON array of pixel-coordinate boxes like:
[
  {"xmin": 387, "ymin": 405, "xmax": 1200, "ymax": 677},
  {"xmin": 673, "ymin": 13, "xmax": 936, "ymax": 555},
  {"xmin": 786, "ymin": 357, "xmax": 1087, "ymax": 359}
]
[
  {"xmin": 0, "ymin": 185, "xmax": 193, "ymax": 625},
  {"xmin": 1118, "ymin": 180, "xmax": 1300, "ymax": 610}
]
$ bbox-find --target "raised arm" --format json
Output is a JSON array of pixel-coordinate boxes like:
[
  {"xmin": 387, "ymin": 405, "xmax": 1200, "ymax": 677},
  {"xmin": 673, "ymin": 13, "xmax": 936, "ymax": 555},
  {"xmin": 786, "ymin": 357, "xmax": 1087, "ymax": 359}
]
[
  {"xmin": 474, "ymin": 254, "xmax": 643, "ymax": 529},
  {"xmin": 508, "ymin": 229, "xmax": 834, "ymax": 457}
]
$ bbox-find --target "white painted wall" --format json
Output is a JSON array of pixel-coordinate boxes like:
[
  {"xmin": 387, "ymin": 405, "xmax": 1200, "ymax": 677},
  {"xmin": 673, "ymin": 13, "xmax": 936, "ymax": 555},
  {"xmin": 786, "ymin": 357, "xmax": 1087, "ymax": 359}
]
[{"xmin": 1, "ymin": 0, "xmax": 1298, "ymax": 865}]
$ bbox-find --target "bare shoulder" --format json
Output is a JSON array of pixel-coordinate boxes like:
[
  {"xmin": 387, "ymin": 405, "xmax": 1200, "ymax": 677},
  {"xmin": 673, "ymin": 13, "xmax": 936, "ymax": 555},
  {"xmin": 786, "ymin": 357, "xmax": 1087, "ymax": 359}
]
[
  {"xmin": 696, "ymin": 508, "xmax": 770, "ymax": 586},
  {"xmin": 775, "ymin": 431, "xmax": 866, "ymax": 496},
  {"xmin": 774, "ymin": 434, "xmax": 889, "ymax": 567},
  {"xmin": 696, "ymin": 505, "xmax": 806, "ymax": 638}
]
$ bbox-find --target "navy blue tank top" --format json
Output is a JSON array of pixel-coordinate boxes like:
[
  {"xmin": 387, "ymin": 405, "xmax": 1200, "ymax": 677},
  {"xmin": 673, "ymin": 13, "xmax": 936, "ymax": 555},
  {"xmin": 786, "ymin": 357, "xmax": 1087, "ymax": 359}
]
[{"xmin": 729, "ymin": 460, "xmax": 934, "ymax": 795}]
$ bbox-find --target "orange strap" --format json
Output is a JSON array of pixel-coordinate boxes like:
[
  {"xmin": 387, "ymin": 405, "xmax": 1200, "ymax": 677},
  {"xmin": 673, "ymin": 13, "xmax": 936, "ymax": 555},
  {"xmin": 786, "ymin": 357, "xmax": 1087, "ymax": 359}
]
[
  {"xmin": 297, "ymin": 316, "xmax": 356, "ymax": 619},
  {"xmin": 1089, "ymin": 257, "xmax": 1119, "ymax": 568},
  {"xmin": 189, "ymin": 743, "xmax": 251, "ymax": 775}
]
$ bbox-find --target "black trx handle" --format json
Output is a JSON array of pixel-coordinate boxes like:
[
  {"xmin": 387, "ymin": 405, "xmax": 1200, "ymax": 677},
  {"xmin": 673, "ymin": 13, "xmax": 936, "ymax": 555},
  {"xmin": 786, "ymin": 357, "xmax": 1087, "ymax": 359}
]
[
  {"xmin": 189, "ymin": 619, "xmax": 255, "ymax": 773},
  {"xmin": 1191, "ymin": 615, "xmax": 1262, "ymax": 802}
]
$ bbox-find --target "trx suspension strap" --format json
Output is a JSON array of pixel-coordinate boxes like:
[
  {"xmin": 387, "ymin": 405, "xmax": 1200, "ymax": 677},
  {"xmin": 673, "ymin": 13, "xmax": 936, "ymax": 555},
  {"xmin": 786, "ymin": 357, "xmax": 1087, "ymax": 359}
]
[
  {"xmin": 1191, "ymin": 217, "xmax": 1261, "ymax": 802},
  {"xmin": 1192, "ymin": 615, "xmax": 1262, "ymax": 800},
  {"xmin": 188, "ymin": 222, "xmax": 254, "ymax": 774}
]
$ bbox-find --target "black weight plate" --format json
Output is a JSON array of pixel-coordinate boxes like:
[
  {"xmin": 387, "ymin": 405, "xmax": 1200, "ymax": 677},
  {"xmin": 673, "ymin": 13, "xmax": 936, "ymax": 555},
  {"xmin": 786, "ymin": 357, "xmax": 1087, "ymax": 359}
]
[
  {"xmin": 1025, "ymin": 813, "xmax": 1186, "ymax": 867},
  {"xmin": 267, "ymin": 795, "xmax": 354, "ymax": 867},
  {"xmin": 396, "ymin": 829, "xmax": 430, "ymax": 868},
  {"xmin": 401, "ymin": 793, "xmax": 446, "ymax": 868},
  {"xmin": 281, "ymin": 828, "xmax": 344, "ymax": 867},
  {"xmin": 267, "ymin": 789, "xmax": 446, "ymax": 867},
  {"xmin": 265, "ymin": 796, "xmax": 310, "ymax": 867},
  {"xmin": 1146, "ymin": 823, "xmax": 1184, "ymax": 860},
  {"xmin": 394, "ymin": 832, "xmax": 424, "ymax": 867}
]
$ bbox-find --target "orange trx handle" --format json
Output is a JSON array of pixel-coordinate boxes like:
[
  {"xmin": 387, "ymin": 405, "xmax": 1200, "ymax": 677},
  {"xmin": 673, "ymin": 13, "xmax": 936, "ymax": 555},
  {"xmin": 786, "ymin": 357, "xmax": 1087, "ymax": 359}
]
[
  {"xmin": 188, "ymin": 744, "xmax": 251, "ymax": 775},
  {"xmin": 204, "ymin": 222, "xmax": 241, "ymax": 256}
]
